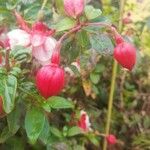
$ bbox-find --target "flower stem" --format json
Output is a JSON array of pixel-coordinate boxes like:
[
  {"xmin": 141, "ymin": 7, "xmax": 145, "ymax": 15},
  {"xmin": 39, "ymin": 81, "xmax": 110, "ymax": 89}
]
[
  {"xmin": 102, "ymin": 60, "xmax": 118, "ymax": 150},
  {"xmin": 58, "ymin": 25, "xmax": 82, "ymax": 43},
  {"xmin": 102, "ymin": 0, "xmax": 126, "ymax": 150}
]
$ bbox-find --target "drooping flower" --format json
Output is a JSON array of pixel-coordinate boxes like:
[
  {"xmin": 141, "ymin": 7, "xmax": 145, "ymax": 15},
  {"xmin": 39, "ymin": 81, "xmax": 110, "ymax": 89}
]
[
  {"xmin": 7, "ymin": 12, "xmax": 56, "ymax": 65},
  {"xmin": 106, "ymin": 134, "xmax": 117, "ymax": 145},
  {"xmin": 36, "ymin": 47, "xmax": 65, "ymax": 99},
  {"xmin": 77, "ymin": 110, "xmax": 91, "ymax": 132},
  {"xmin": 114, "ymin": 42, "xmax": 136, "ymax": 70},
  {"xmin": 36, "ymin": 64, "xmax": 65, "ymax": 99},
  {"xmin": 64, "ymin": 0, "xmax": 85, "ymax": 18}
]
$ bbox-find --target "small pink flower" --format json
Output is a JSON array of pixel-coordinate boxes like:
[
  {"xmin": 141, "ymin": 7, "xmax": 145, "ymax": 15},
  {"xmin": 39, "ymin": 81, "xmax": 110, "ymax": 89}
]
[
  {"xmin": 106, "ymin": 134, "xmax": 117, "ymax": 145},
  {"xmin": 78, "ymin": 110, "xmax": 91, "ymax": 132},
  {"xmin": 64, "ymin": 0, "xmax": 85, "ymax": 18}
]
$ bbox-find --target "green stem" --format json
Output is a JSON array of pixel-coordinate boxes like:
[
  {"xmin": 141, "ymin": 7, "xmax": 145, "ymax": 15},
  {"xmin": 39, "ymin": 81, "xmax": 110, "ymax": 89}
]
[
  {"xmin": 103, "ymin": 60, "xmax": 118, "ymax": 150},
  {"xmin": 103, "ymin": 1, "xmax": 126, "ymax": 150}
]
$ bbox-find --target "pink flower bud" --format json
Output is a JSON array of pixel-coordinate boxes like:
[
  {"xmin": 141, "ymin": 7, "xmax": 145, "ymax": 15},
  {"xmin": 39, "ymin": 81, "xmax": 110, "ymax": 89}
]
[
  {"xmin": 36, "ymin": 64, "xmax": 65, "ymax": 99},
  {"xmin": 114, "ymin": 42, "xmax": 136, "ymax": 70},
  {"xmin": 106, "ymin": 134, "xmax": 117, "ymax": 145},
  {"xmin": 78, "ymin": 110, "xmax": 91, "ymax": 132},
  {"xmin": 64, "ymin": 0, "xmax": 84, "ymax": 18}
]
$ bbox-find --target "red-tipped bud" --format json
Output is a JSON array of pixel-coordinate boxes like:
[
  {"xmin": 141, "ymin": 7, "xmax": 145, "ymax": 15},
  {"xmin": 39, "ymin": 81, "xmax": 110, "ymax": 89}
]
[
  {"xmin": 64, "ymin": 0, "xmax": 84, "ymax": 18},
  {"xmin": 36, "ymin": 64, "xmax": 65, "ymax": 99},
  {"xmin": 114, "ymin": 42, "xmax": 136, "ymax": 70},
  {"xmin": 106, "ymin": 134, "xmax": 117, "ymax": 145}
]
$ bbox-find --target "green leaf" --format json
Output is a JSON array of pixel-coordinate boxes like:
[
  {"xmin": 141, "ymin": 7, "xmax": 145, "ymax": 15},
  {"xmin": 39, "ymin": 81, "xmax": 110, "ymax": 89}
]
[
  {"xmin": 47, "ymin": 96, "xmax": 74, "ymax": 109},
  {"xmin": 2, "ymin": 75, "xmax": 17, "ymax": 113},
  {"xmin": 7, "ymin": 106, "xmax": 21, "ymax": 134},
  {"xmin": 49, "ymin": 126, "xmax": 62, "ymax": 138},
  {"xmin": 10, "ymin": 46, "xmax": 31, "ymax": 62},
  {"xmin": 76, "ymin": 30, "xmax": 90, "ymax": 49},
  {"xmin": 53, "ymin": 17, "xmax": 76, "ymax": 32},
  {"xmin": 39, "ymin": 117, "xmax": 51, "ymax": 145},
  {"xmin": 89, "ymin": 34, "xmax": 114, "ymax": 55},
  {"xmin": 25, "ymin": 107, "xmax": 45, "ymax": 144},
  {"xmin": 85, "ymin": 5, "xmax": 102, "ymax": 20},
  {"xmin": 67, "ymin": 126, "xmax": 82, "ymax": 137},
  {"xmin": 90, "ymin": 73, "xmax": 100, "ymax": 84}
]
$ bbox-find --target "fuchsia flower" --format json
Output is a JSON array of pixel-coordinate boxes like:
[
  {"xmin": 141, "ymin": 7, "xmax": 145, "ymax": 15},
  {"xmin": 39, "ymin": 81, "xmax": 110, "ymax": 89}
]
[
  {"xmin": 106, "ymin": 134, "xmax": 117, "ymax": 145},
  {"xmin": 36, "ymin": 48, "xmax": 65, "ymax": 99},
  {"xmin": 64, "ymin": 0, "xmax": 85, "ymax": 18},
  {"xmin": 78, "ymin": 110, "xmax": 91, "ymax": 132},
  {"xmin": 113, "ymin": 35, "xmax": 136, "ymax": 71},
  {"xmin": 7, "ymin": 11, "xmax": 56, "ymax": 65},
  {"xmin": 114, "ymin": 42, "xmax": 136, "ymax": 70}
]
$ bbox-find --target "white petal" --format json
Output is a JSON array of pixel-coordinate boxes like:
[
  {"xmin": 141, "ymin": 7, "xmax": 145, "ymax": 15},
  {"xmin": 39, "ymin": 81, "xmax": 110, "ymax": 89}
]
[
  {"xmin": 7, "ymin": 29, "xmax": 30, "ymax": 49},
  {"xmin": 32, "ymin": 37, "xmax": 57, "ymax": 65},
  {"xmin": 31, "ymin": 33, "xmax": 46, "ymax": 47}
]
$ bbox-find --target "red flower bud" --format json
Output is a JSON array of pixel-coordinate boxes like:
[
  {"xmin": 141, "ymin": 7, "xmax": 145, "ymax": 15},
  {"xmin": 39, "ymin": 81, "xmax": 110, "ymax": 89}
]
[
  {"xmin": 64, "ymin": 0, "xmax": 84, "ymax": 18},
  {"xmin": 36, "ymin": 64, "xmax": 65, "ymax": 99},
  {"xmin": 114, "ymin": 42, "xmax": 136, "ymax": 70},
  {"xmin": 106, "ymin": 134, "xmax": 117, "ymax": 145}
]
